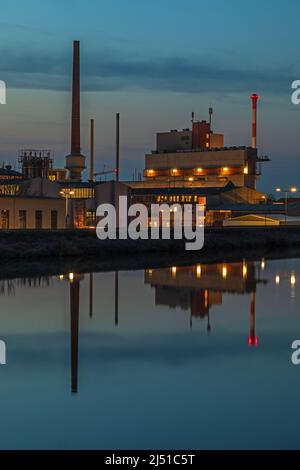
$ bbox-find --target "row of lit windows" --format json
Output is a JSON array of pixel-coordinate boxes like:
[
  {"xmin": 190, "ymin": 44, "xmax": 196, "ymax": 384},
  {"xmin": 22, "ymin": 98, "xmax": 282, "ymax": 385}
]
[
  {"xmin": 146, "ymin": 166, "xmax": 249, "ymax": 177},
  {"xmin": 60, "ymin": 188, "xmax": 94, "ymax": 199},
  {"xmin": 156, "ymin": 195, "xmax": 206, "ymax": 204},
  {"xmin": 0, "ymin": 209, "xmax": 58, "ymax": 229},
  {"xmin": 0, "ymin": 184, "xmax": 21, "ymax": 196}
]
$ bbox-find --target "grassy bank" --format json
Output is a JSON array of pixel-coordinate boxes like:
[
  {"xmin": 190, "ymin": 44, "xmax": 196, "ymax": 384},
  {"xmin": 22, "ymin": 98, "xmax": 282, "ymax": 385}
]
[{"xmin": 1, "ymin": 226, "xmax": 300, "ymax": 260}]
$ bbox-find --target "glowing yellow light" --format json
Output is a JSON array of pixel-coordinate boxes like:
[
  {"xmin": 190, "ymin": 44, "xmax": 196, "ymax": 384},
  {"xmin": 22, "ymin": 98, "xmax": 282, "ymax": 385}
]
[
  {"xmin": 291, "ymin": 274, "xmax": 296, "ymax": 286},
  {"xmin": 59, "ymin": 275, "xmax": 64, "ymax": 280},
  {"xmin": 275, "ymin": 188, "xmax": 281, "ymax": 193},
  {"xmin": 196, "ymin": 265, "xmax": 202, "ymax": 278},
  {"xmin": 222, "ymin": 265, "xmax": 228, "ymax": 279},
  {"xmin": 275, "ymin": 275, "xmax": 280, "ymax": 285},
  {"xmin": 243, "ymin": 263, "xmax": 248, "ymax": 279},
  {"xmin": 223, "ymin": 167, "xmax": 229, "ymax": 172},
  {"xmin": 147, "ymin": 269, "xmax": 153, "ymax": 277},
  {"xmin": 171, "ymin": 267, "xmax": 177, "ymax": 277},
  {"xmin": 171, "ymin": 168, "xmax": 178, "ymax": 175},
  {"xmin": 261, "ymin": 259, "xmax": 266, "ymax": 270},
  {"xmin": 188, "ymin": 177, "xmax": 194, "ymax": 182},
  {"xmin": 291, "ymin": 187, "xmax": 298, "ymax": 193},
  {"xmin": 197, "ymin": 168, "xmax": 203, "ymax": 173},
  {"xmin": 147, "ymin": 169, "xmax": 155, "ymax": 176},
  {"xmin": 244, "ymin": 166, "xmax": 249, "ymax": 175},
  {"xmin": 69, "ymin": 273, "xmax": 74, "ymax": 281}
]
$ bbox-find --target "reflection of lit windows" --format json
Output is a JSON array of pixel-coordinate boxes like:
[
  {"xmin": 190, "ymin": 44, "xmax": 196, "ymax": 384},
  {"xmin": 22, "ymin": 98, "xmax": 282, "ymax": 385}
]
[{"xmin": 243, "ymin": 261, "xmax": 247, "ymax": 279}]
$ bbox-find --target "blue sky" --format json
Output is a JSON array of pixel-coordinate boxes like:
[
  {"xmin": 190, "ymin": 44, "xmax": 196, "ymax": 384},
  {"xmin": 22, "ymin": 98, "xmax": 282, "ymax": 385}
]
[{"xmin": 0, "ymin": 0, "xmax": 300, "ymax": 192}]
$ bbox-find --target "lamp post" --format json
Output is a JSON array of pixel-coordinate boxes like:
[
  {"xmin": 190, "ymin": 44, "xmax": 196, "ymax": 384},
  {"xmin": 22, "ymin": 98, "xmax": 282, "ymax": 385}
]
[
  {"xmin": 275, "ymin": 187, "xmax": 298, "ymax": 223},
  {"xmin": 60, "ymin": 190, "xmax": 75, "ymax": 228}
]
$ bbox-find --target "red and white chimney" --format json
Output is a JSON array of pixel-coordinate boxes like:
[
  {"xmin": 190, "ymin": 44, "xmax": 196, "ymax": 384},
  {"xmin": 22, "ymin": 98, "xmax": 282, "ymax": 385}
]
[{"xmin": 251, "ymin": 93, "xmax": 259, "ymax": 149}]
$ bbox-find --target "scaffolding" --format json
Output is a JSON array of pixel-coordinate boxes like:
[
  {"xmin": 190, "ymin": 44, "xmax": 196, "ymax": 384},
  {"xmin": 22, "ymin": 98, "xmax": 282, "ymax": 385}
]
[{"xmin": 18, "ymin": 149, "xmax": 53, "ymax": 179}]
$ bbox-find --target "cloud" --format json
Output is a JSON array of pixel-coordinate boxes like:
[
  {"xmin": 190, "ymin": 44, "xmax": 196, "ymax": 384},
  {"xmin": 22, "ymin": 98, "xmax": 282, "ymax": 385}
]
[{"xmin": 0, "ymin": 47, "xmax": 294, "ymax": 95}]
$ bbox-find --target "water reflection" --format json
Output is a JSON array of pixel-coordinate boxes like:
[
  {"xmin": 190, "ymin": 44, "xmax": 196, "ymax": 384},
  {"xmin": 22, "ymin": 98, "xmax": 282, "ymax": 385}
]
[
  {"xmin": 144, "ymin": 261, "xmax": 266, "ymax": 344},
  {"xmin": 0, "ymin": 259, "xmax": 298, "ymax": 397}
]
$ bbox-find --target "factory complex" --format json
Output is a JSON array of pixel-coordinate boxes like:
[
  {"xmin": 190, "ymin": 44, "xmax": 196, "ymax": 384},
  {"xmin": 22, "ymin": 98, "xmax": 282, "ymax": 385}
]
[{"xmin": 0, "ymin": 41, "xmax": 298, "ymax": 232}]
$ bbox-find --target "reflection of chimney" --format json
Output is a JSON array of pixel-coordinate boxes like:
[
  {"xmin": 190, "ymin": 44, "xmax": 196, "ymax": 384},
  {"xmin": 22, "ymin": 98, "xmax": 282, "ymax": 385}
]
[
  {"xmin": 70, "ymin": 278, "xmax": 80, "ymax": 393},
  {"xmin": 89, "ymin": 273, "xmax": 93, "ymax": 319},
  {"xmin": 248, "ymin": 291, "xmax": 258, "ymax": 346},
  {"xmin": 115, "ymin": 271, "xmax": 119, "ymax": 326},
  {"xmin": 65, "ymin": 41, "xmax": 86, "ymax": 181}
]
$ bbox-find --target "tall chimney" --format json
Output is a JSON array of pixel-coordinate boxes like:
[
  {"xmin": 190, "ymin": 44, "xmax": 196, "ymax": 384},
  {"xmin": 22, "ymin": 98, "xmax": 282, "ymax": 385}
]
[
  {"xmin": 209, "ymin": 107, "xmax": 213, "ymax": 128},
  {"xmin": 251, "ymin": 94, "xmax": 259, "ymax": 149},
  {"xmin": 65, "ymin": 40, "xmax": 86, "ymax": 181},
  {"xmin": 116, "ymin": 113, "xmax": 120, "ymax": 182},
  {"xmin": 90, "ymin": 119, "xmax": 94, "ymax": 182}
]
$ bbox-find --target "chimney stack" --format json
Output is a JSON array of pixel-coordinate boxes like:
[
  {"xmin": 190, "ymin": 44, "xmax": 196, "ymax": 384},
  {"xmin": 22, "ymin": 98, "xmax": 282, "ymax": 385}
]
[
  {"xmin": 251, "ymin": 94, "xmax": 259, "ymax": 149},
  {"xmin": 90, "ymin": 119, "xmax": 94, "ymax": 182},
  {"xmin": 116, "ymin": 113, "xmax": 120, "ymax": 182},
  {"xmin": 65, "ymin": 41, "xmax": 86, "ymax": 181}
]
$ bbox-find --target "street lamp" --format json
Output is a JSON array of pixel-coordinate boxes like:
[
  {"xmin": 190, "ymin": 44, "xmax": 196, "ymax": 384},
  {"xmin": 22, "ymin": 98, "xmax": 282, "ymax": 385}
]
[
  {"xmin": 275, "ymin": 187, "xmax": 298, "ymax": 223},
  {"xmin": 60, "ymin": 190, "xmax": 75, "ymax": 228}
]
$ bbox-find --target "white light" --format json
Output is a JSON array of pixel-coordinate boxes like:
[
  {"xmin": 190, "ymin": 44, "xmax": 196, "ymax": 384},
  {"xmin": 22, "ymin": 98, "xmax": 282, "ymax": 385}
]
[
  {"xmin": 291, "ymin": 274, "xmax": 296, "ymax": 286},
  {"xmin": 275, "ymin": 275, "xmax": 280, "ymax": 285},
  {"xmin": 69, "ymin": 273, "xmax": 74, "ymax": 281}
]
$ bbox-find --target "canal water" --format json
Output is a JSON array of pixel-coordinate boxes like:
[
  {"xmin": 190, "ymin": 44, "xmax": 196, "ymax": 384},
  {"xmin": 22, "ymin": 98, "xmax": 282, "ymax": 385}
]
[{"xmin": 0, "ymin": 257, "xmax": 299, "ymax": 449}]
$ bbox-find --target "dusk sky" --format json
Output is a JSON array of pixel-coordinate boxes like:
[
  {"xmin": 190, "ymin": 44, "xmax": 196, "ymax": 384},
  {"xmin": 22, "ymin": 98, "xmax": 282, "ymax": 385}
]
[{"xmin": 1, "ymin": 0, "xmax": 300, "ymax": 192}]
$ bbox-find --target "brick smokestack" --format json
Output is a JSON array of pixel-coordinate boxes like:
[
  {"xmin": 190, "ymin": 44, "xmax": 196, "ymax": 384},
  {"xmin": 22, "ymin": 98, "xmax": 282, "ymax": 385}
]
[
  {"xmin": 251, "ymin": 94, "xmax": 259, "ymax": 149},
  {"xmin": 65, "ymin": 40, "xmax": 86, "ymax": 181},
  {"xmin": 71, "ymin": 40, "xmax": 81, "ymax": 155}
]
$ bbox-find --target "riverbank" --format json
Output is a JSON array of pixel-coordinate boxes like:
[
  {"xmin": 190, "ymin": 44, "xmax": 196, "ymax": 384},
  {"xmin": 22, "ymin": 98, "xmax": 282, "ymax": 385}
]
[
  {"xmin": 1, "ymin": 226, "xmax": 300, "ymax": 259},
  {"xmin": 1, "ymin": 226, "xmax": 300, "ymax": 279}
]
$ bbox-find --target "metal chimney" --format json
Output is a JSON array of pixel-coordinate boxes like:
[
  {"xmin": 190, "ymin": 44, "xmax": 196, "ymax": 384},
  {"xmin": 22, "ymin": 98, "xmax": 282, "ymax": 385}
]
[{"xmin": 116, "ymin": 113, "xmax": 120, "ymax": 182}]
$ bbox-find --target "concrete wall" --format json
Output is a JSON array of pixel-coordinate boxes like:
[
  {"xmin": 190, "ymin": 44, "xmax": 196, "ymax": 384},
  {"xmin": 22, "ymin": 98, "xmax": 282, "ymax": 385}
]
[
  {"xmin": 0, "ymin": 197, "xmax": 66, "ymax": 229},
  {"xmin": 157, "ymin": 130, "xmax": 192, "ymax": 152}
]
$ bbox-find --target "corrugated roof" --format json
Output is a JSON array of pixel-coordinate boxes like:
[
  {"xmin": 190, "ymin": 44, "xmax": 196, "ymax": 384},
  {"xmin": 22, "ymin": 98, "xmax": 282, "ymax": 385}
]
[{"xmin": 0, "ymin": 168, "xmax": 22, "ymax": 177}]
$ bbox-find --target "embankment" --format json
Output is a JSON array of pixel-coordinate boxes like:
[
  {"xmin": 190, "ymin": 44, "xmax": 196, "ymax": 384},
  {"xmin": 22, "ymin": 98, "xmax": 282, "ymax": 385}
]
[{"xmin": 1, "ymin": 226, "xmax": 300, "ymax": 279}]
